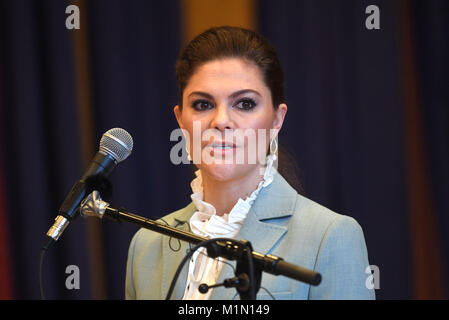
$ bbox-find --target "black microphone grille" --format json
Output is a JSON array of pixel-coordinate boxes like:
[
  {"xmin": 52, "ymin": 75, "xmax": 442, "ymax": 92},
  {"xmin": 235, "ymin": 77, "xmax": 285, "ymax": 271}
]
[{"xmin": 99, "ymin": 128, "xmax": 133, "ymax": 163}]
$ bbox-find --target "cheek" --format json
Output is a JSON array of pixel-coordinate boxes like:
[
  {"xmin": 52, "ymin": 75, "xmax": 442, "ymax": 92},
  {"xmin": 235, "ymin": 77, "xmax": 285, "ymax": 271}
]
[
  {"xmin": 181, "ymin": 115, "xmax": 208, "ymax": 149},
  {"xmin": 240, "ymin": 112, "xmax": 274, "ymax": 142},
  {"xmin": 240, "ymin": 102, "xmax": 275, "ymax": 129},
  {"xmin": 243, "ymin": 117, "xmax": 272, "ymax": 131},
  {"xmin": 234, "ymin": 117, "xmax": 273, "ymax": 163},
  {"xmin": 178, "ymin": 113, "xmax": 195, "ymax": 150}
]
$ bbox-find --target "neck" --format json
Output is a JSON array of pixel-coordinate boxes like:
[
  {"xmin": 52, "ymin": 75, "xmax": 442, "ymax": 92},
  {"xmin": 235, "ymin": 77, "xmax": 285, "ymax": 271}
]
[{"xmin": 201, "ymin": 166, "xmax": 264, "ymax": 216}]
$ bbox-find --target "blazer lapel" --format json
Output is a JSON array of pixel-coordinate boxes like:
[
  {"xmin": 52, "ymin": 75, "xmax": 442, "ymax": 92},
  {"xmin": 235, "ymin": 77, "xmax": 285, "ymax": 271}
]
[
  {"xmin": 238, "ymin": 171, "xmax": 297, "ymax": 253},
  {"xmin": 210, "ymin": 171, "xmax": 298, "ymax": 299}
]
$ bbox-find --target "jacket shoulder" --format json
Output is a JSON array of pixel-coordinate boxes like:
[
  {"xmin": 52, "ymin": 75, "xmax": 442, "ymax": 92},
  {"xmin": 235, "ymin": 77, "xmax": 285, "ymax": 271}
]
[
  {"xmin": 290, "ymin": 195, "xmax": 374, "ymax": 299},
  {"xmin": 292, "ymin": 193, "xmax": 353, "ymax": 234}
]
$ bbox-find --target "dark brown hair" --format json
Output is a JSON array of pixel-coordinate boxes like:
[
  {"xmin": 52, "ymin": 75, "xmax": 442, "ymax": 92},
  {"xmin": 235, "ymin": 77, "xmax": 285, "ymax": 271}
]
[
  {"xmin": 175, "ymin": 26, "xmax": 285, "ymax": 109},
  {"xmin": 175, "ymin": 26, "xmax": 304, "ymax": 194}
]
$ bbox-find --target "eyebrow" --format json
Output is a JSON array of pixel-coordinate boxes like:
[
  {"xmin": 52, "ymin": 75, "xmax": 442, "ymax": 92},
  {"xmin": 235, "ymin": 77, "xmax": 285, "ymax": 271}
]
[{"xmin": 188, "ymin": 89, "xmax": 261, "ymax": 100}]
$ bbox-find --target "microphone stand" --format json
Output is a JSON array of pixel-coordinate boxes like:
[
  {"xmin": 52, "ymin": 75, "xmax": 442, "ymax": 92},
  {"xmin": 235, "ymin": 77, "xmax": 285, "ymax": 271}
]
[{"xmin": 80, "ymin": 191, "xmax": 322, "ymax": 300}]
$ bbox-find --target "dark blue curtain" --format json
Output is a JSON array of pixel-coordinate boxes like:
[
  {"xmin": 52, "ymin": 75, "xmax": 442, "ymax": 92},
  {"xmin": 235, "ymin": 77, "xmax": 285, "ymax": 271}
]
[
  {"xmin": 0, "ymin": 0, "xmax": 447, "ymax": 300},
  {"xmin": 85, "ymin": 0, "xmax": 185, "ymax": 299},
  {"xmin": 0, "ymin": 0, "xmax": 183, "ymax": 299},
  {"xmin": 258, "ymin": 0, "xmax": 448, "ymax": 299},
  {"xmin": 412, "ymin": 0, "xmax": 449, "ymax": 276},
  {"xmin": 0, "ymin": 0, "xmax": 91, "ymax": 299}
]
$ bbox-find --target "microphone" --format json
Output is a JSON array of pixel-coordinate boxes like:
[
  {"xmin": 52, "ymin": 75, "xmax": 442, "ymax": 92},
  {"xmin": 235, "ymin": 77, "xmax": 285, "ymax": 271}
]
[{"xmin": 43, "ymin": 128, "xmax": 133, "ymax": 250}]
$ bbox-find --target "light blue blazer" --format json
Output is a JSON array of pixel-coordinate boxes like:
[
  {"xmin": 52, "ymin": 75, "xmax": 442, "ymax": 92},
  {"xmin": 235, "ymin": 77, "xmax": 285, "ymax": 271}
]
[{"xmin": 125, "ymin": 172, "xmax": 375, "ymax": 300}]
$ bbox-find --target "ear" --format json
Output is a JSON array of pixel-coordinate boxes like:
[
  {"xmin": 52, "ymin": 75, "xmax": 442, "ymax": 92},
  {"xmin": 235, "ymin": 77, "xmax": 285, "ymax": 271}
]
[
  {"xmin": 173, "ymin": 105, "xmax": 184, "ymax": 129},
  {"xmin": 273, "ymin": 103, "xmax": 287, "ymax": 133}
]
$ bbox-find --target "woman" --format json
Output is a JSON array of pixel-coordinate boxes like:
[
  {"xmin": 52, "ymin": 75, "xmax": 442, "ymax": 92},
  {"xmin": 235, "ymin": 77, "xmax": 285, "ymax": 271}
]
[{"xmin": 125, "ymin": 26, "xmax": 375, "ymax": 300}]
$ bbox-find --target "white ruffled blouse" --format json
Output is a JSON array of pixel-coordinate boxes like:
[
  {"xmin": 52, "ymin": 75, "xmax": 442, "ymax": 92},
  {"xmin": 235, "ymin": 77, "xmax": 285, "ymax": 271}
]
[{"xmin": 182, "ymin": 154, "xmax": 277, "ymax": 300}]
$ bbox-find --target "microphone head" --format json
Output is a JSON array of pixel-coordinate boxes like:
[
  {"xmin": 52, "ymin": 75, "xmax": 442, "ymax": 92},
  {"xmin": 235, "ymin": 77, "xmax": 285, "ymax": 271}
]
[{"xmin": 99, "ymin": 128, "xmax": 133, "ymax": 163}]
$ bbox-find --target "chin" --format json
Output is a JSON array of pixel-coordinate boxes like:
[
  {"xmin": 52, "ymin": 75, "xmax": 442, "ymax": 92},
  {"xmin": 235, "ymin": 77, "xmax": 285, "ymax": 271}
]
[{"xmin": 198, "ymin": 163, "xmax": 253, "ymax": 182}]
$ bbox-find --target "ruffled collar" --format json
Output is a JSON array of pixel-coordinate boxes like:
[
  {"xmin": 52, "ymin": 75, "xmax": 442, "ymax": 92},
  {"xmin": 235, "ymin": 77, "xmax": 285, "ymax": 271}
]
[{"xmin": 189, "ymin": 154, "xmax": 277, "ymax": 239}]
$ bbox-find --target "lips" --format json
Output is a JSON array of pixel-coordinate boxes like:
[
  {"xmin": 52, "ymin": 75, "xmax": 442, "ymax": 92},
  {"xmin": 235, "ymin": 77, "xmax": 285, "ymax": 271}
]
[
  {"xmin": 208, "ymin": 144, "xmax": 236, "ymax": 149},
  {"xmin": 206, "ymin": 141, "xmax": 237, "ymax": 149}
]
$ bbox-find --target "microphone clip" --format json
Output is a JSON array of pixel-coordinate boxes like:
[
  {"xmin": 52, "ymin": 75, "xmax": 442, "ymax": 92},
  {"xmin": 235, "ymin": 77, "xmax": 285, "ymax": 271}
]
[{"xmin": 80, "ymin": 190, "xmax": 110, "ymax": 219}]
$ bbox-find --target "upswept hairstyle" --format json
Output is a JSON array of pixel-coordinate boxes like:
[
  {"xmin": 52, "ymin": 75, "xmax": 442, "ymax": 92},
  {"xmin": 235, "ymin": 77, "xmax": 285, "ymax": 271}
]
[{"xmin": 175, "ymin": 26, "xmax": 285, "ymax": 109}]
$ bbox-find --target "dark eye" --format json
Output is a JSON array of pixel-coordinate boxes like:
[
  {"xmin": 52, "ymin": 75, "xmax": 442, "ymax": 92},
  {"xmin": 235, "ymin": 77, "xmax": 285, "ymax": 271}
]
[
  {"xmin": 192, "ymin": 99, "xmax": 213, "ymax": 111},
  {"xmin": 235, "ymin": 98, "xmax": 257, "ymax": 111}
]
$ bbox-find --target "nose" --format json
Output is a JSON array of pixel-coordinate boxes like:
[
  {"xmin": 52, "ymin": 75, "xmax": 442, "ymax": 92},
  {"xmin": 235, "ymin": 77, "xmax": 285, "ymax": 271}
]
[{"xmin": 209, "ymin": 104, "xmax": 235, "ymax": 131}]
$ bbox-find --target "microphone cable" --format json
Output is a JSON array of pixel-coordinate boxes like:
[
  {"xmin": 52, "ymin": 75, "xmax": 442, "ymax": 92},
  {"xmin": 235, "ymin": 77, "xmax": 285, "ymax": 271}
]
[{"xmin": 39, "ymin": 248, "xmax": 47, "ymax": 300}]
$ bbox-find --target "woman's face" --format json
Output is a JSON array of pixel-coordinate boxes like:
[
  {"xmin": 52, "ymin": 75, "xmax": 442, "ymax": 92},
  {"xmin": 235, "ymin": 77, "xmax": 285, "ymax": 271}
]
[{"xmin": 174, "ymin": 58, "xmax": 287, "ymax": 182}]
